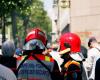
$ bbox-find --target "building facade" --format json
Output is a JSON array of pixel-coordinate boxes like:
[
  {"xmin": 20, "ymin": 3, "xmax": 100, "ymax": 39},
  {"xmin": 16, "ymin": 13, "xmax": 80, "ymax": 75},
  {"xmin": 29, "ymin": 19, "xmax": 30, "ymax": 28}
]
[
  {"xmin": 51, "ymin": 0, "xmax": 100, "ymax": 46},
  {"xmin": 52, "ymin": 0, "xmax": 70, "ymax": 42},
  {"xmin": 70, "ymin": 0, "xmax": 100, "ymax": 46}
]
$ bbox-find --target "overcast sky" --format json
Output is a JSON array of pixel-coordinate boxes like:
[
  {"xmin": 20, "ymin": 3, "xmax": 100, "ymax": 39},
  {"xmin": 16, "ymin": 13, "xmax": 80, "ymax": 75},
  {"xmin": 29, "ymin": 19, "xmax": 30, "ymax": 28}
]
[{"xmin": 43, "ymin": 0, "xmax": 56, "ymax": 20}]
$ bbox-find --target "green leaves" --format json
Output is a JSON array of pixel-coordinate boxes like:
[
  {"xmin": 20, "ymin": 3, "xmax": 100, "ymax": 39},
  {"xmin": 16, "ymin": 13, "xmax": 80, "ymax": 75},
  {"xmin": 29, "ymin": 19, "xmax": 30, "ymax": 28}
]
[
  {"xmin": 0, "ymin": 0, "xmax": 33, "ymax": 16},
  {"xmin": 0, "ymin": 0, "xmax": 52, "ymax": 44}
]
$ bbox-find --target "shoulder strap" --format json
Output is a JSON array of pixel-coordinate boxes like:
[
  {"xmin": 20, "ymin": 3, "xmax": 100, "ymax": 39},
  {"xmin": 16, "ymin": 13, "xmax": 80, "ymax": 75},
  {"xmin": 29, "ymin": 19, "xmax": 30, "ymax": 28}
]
[
  {"xmin": 64, "ymin": 60, "xmax": 80, "ymax": 69},
  {"xmin": 32, "ymin": 54, "xmax": 51, "ymax": 74},
  {"xmin": 17, "ymin": 53, "xmax": 52, "ymax": 75},
  {"xmin": 17, "ymin": 55, "xmax": 29, "ymax": 71}
]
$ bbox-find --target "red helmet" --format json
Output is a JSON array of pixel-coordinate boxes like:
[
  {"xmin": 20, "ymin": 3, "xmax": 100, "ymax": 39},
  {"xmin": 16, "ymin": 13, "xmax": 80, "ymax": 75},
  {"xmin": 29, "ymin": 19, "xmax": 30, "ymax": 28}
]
[
  {"xmin": 59, "ymin": 32, "xmax": 81, "ymax": 53},
  {"xmin": 25, "ymin": 28, "xmax": 47, "ymax": 46}
]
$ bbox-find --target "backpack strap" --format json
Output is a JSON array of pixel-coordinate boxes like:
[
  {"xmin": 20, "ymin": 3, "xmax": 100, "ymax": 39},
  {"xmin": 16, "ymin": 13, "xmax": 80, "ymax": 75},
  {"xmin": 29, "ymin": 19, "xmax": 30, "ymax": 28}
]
[{"xmin": 95, "ymin": 47, "xmax": 100, "ymax": 52}]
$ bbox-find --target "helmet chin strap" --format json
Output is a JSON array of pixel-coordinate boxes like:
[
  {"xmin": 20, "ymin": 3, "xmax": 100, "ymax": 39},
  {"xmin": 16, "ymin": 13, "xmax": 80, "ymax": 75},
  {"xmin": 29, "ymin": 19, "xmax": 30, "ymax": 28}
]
[{"xmin": 59, "ymin": 48, "xmax": 70, "ymax": 55}]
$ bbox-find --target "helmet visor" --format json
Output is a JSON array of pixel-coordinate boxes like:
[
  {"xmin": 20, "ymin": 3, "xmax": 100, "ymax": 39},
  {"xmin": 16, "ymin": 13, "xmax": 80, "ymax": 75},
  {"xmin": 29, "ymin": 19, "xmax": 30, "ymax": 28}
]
[{"xmin": 23, "ymin": 39, "xmax": 46, "ymax": 50}]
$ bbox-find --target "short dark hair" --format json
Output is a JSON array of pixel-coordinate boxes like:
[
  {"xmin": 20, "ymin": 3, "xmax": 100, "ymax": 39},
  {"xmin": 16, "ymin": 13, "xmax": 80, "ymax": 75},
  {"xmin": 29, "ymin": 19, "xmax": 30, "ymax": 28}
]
[{"xmin": 88, "ymin": 37, "xmax": 97, "ymax": 47}]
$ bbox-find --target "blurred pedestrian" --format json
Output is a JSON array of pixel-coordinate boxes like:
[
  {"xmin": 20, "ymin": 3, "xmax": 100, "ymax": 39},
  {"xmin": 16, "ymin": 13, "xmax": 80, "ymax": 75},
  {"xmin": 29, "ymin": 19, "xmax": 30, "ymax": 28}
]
[
  {"xmin": 2, "ymin": 40, "xmax": 15, "ymax": 57},
  {"xmin": 84, "ymin": 37, "xmax": 100, "ymax": 80},
  {"xmin": 0, "ymin": 64, "xmax": 17, "ymax": 80},
  {"xmin": 17, "ymin": 28, "xmax": 62, "ymax": 80},
  {"xmin": 0, "ymin": 40, "xmax": 17, "ymax": 75}
]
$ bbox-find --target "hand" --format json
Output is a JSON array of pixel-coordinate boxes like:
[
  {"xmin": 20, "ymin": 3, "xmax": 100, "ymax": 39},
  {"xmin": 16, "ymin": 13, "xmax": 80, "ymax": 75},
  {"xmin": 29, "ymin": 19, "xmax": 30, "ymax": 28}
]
[{"xmin": 42, "ymin": 49, "xmax": 52, "ymax": 55}]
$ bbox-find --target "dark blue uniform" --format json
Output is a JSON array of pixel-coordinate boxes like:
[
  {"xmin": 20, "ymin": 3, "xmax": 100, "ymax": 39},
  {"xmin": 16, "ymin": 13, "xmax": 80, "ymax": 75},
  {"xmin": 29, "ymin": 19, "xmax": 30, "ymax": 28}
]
[{"xmin": 95, "ymin": 58, "xmax": 100, "ymax": 80}]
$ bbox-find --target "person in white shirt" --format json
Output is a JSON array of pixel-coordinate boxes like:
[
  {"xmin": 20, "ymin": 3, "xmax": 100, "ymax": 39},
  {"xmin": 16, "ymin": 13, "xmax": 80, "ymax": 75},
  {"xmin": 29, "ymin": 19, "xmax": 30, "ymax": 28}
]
[{"xmin": 84, "ymin": 37, "xmax": 100, "ymax": 80}]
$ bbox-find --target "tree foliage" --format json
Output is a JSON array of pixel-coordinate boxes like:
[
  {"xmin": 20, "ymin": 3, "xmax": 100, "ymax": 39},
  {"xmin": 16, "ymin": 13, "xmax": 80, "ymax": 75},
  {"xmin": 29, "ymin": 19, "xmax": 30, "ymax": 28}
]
[
  {"xmin": 0, "ymin": 0, "xmax": 52, "ymax": 46},
  {"xmin": 17, "ymin": 0, "xmax": 52, "ymax": 41},
  {"xmin": 0, "ymin": 0, "xmax": 32, "ymax": 16}
]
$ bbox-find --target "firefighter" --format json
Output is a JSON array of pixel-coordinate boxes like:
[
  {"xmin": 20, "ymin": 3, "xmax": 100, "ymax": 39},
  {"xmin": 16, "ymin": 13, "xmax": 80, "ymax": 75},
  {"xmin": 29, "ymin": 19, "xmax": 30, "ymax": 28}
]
[
  {"xmin": 58, "ymin": 32, "xmax": 88, "ymax": 80},
  {"xmin": 17, "ymin": 28, "xmax": 62, "ymax": 80}
]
